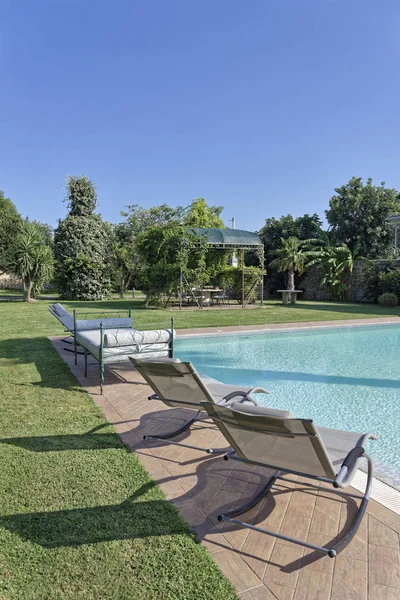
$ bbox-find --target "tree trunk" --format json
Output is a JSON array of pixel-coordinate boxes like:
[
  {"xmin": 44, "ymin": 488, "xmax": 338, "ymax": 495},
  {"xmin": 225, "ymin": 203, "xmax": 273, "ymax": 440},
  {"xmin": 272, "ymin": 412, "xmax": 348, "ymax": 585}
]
[
  {"xmin": 348, "ymin": 267, "xmax": 353, "ymax": 301},
  {"xmin": 287, "ymin": 268, "xmax": 295, "ymax": 291},
  {"xmin": 23, "ymin": 280, "xmax": 33, "ymax": 303}
]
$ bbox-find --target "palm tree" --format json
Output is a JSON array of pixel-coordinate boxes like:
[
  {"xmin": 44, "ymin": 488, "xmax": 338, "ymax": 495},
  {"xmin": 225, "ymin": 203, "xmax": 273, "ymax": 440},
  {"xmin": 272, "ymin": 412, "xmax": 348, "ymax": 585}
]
[
  {"xmin": 306, "ymin": 233, "xmax": 367, "ymax": 301},
  {"xmin": 8, "ymin": 221, "xmax": 54, "ymax": 302},
  {"xmin": 269, "ymin": 237, "xmax": 309, "ymax": 292}
]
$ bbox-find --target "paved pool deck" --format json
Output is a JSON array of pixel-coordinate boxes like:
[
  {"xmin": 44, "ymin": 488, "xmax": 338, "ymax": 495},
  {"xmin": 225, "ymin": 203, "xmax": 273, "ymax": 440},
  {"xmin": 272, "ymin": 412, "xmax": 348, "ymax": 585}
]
[{"xmin": 51, "ymin": 323, "xmax": 400, "ymax": 600}]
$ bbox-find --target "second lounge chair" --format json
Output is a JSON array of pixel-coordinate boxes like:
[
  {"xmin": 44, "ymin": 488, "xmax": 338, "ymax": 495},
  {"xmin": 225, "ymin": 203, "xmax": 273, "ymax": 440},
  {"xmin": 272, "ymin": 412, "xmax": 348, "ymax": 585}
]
[
  {"xmin": 129, "ymin": 357, "xmax": 275, "ymax": 454},
  {"xmin": 201, "ymin": 400, "xmax": 377, "ymax": 557}
]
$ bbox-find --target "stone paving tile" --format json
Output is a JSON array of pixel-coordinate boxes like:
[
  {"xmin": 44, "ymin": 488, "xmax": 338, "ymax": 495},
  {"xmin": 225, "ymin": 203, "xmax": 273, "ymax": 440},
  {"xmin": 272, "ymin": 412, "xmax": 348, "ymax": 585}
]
[
  {"xmin": 240, "ymin": 584, "xmax": 293, "ymax": 600},
  {"xmin": 264, "ymin": 543, "xmax": 304, "ymax": 588},
  {"xmin": 212, "ymin": 549, "xmax": 262, "ymax": 593},
  {"xmin": 50, "ymin": 336, "xmax": 400, "ymax": 599},
  {"xmin": 332, "ymin": 556, "xmax": 367, "ymax": 600},
  {"xmin": 294, "ymin": 569, "xmax": 332, "ymax": 600},
  {"xmin": 368, "ymin": 583, "xmax": 400, "ymax": 599},
  {"xmin": 368, "ymin": 544, "xmax": 400, "ymax": 589},
  {"xmin": 368, "ymin": 515, "xmax": 400, "ymax": 549}
]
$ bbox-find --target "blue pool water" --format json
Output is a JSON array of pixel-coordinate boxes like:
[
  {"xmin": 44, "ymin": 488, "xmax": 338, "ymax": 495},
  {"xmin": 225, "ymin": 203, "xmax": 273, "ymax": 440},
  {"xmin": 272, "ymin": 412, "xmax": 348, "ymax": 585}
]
[{"xmin": 175, "ymin": 324, "xmax": 400, "ymax": 487}]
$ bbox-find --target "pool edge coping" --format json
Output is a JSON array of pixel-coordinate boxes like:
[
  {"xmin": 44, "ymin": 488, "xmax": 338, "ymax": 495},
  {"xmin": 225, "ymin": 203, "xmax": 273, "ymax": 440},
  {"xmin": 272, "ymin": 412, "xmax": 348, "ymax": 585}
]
[{"xmin": 175, "ymin": 316, "xmax": 400, "ymax": 338}]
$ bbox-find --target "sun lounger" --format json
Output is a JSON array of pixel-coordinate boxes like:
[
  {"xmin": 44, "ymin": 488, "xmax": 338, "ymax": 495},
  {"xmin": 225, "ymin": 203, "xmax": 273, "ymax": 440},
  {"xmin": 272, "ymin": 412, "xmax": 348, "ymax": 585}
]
[
  {"xmin": 201, "ymin": 400, "xmax": 377, "ymax": 557},
  {"xmin": 50, "ymin": 304, "xmax": 173, "ymax": 393},
  {"xmin": 49, "ymin": 303, "xmax": 133, "ymax": 336},
  {"xmin": 129, "ymin": 357, "xmax": 272, "ymax": 453}
]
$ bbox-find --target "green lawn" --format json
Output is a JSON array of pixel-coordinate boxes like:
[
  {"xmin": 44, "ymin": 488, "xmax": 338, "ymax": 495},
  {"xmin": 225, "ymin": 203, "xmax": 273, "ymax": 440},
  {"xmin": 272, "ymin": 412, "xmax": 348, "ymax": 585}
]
[
  {"xmin": 62, "ymin": 298, "xmax": 399, "ymax": 330},
  {"xmin": 0, "ymin": 297, "xmax": 398, "ymax": 599},
  {"xmin": 0, "ymin": 301, "xmax": 237, "ymax": 600}
]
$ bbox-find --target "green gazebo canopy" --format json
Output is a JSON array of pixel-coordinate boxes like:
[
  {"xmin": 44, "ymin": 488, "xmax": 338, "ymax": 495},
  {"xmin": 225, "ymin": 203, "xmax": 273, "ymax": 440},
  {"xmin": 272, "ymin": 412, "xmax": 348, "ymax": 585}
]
[{"xmin": 187, "ymin": 227, "xmax": 263, "ymax": 248}]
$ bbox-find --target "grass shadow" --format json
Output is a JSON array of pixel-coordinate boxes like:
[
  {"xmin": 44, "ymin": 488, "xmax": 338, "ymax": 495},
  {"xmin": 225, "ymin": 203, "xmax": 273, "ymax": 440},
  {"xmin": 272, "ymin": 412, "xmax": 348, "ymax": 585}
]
[
  {"xmin": 0, "ymin": 484, "xmax": 190, "ymax": 548},
  {"xmin": 0, "ymin": 336, "xmax": 86, "ymax": 393}
]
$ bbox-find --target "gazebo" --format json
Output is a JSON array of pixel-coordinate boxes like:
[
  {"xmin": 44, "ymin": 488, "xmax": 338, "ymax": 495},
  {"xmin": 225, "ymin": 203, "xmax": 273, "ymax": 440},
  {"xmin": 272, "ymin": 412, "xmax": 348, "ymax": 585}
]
[{"xmin": 179, "ymin": 227, "xmax": 264, "ymax": 309}]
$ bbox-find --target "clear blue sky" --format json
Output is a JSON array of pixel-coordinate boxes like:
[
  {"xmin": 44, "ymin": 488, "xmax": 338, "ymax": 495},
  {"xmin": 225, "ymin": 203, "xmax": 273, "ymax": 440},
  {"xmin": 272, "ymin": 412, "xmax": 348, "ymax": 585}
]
[{"xmin": 1, "ymin": 0, "xmax": 400, "ymax": 231}]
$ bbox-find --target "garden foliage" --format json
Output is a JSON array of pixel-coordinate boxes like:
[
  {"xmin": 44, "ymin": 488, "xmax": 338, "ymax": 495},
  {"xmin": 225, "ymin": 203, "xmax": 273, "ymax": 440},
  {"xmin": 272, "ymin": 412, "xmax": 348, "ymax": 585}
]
[{"xmin": 54, "ymin": 176, "xmax": 111, "ymax": 300}]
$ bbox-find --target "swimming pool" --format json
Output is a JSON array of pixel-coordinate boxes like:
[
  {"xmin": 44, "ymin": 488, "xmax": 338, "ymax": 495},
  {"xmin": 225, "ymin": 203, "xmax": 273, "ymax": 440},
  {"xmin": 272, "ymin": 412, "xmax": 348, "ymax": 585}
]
[{"xmin": 175, "ymin": 324, "xmax": 400, "ymax": 488}]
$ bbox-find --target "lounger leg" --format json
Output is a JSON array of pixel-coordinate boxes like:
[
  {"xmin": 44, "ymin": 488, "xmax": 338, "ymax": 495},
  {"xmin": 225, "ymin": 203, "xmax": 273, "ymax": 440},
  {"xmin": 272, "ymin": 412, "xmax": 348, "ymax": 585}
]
[
  {"xmin": 143, "ymin": 410, "xmax": 229, "ymax": 454},
  {"xmin": 218, "ymin": 471, "xmax": 279, "ymax": 522},
  {"xmin": 84, "ymin": 349, "xmax": 88, "ymax": 378},
  {"xmin": 100, "ymin": 361, "xmax": 104, "ymax": 394},
  {"xmin": 218, "ymin": 455, "xmax": 373, "ymax": 558},
  {"xmin": 329, "ymin": 453, "xmax": 373, "ymax": 557}
]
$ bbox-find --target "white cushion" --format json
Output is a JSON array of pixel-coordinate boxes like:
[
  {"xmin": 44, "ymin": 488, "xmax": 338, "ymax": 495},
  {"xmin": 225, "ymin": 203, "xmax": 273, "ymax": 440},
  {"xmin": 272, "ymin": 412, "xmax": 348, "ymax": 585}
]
[
  {"xmin": 75, "ymin": 317, "xmax": 132, "ymax": 331},
  {"xmin": 104, "ymin": 328, "xmax": 172, "ymax": 348}
]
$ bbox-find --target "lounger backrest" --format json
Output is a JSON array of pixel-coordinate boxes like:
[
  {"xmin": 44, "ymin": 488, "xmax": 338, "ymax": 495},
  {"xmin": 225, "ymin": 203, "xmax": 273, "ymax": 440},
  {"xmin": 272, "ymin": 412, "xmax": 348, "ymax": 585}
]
[
  {"xmin": 202, "ymin": 402, "xmax": 337, "ymax": 479},
  {"xmin": 130, "ymin": 358, "xmax": 216, "ymax": 410},
  {"xmin": 75, "ymin": 318, "xmax": 132, "ymax": 331},
  {"xmin": 49, "ymin": 304, "xmax": 74, "ymax": 331}
]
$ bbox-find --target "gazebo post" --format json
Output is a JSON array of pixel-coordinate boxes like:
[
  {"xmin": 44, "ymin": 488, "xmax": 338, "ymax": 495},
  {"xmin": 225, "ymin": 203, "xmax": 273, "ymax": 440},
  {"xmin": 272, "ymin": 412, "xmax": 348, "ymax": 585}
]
[
  {"xmin": 179, "ymin": 264, "xmax": 183, "ymax": 310},
  {"xmin": 260, "ymin": 246, "xmax": 264, "ymax": 305},
  {"xmin": 242, "ymin": 248, "xmax": 245, "ymax": 308}
]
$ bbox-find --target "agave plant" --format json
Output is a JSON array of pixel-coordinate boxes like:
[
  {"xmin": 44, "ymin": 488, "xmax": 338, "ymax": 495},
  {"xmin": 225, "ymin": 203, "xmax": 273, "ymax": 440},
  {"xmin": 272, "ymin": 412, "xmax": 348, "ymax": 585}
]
[
  {"xmin": 269, "ymin": 237, "xmax": 309, "ymax": 291},
  {"xmin": 8, "ymin": 221, "xmax": 54, "ymax": 302}
]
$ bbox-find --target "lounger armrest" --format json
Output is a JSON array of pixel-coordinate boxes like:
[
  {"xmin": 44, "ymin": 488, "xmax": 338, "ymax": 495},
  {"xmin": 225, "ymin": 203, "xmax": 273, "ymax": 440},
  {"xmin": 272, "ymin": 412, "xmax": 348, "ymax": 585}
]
[
  {"xmin": 246, "ymin": 387, "xmax": 270, "ymax": 396},
  {"xmin": 333, "ymin": 447, "xmax": 365, "ymax": 488},
  {"xmin": 219, "ymin": 387, "xmax": 270, "ymax": 407},
  {"xmin": 218, "ymin": 391, "xmax": 257, "ymax": 406}
]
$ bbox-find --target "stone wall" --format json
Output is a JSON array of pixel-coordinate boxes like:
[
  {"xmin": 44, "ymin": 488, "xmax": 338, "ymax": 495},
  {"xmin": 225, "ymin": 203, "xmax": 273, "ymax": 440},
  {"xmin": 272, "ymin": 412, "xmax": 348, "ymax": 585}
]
[{"xmin": 265, "ymin": 259, "xmax": 400, "ymax": 302}]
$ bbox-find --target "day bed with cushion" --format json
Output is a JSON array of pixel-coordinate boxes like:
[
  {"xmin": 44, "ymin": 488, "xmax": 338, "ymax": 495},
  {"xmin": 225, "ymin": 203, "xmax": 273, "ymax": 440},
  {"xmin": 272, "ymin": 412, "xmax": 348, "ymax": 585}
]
[
  {"xmin": 49, "ymin": 304, "xmax": 174, "ymax": 392},
  {"xmin": 129, "ymin": 357, "xmax": 273, "ymax": 453},
  {"xmin": 201, "ymin": 400, "xmax": 377, "ymax": 557},
  {"xmin": 49, "ymin": 303, "xmax": 133, "ymax": 346}
]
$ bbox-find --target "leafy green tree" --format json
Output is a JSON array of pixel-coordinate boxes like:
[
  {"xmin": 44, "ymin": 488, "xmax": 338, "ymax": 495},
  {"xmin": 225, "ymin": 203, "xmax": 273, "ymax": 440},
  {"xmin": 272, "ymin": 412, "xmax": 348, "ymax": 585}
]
[
  {"xmin": 54, "ymin": 176, "xmax": 112, "ymax": 300},
  {"xmin": 326, "ymin": 177, "xmax": 400, "ymax": 258},
  {"xmin": 0, "ymin": 191, "xmax": 22, "ymax": 275},
  {"xmin": 121, "ymin": 203, "xmax": 184, "ymax": 235},
  {"xmin": 111, "ymin": 222, "xmax": 138, "ymax": 297},
  {"xmin": 30, "ymin": 221, "xmax": 53, "ymax": 247},
  {"xmin": 183, "ymin": 198, "xmax": 225, "ymax": 228},
  {"xmin": 269, "ymin": 237, "xmax": 309, "ymax": 291},
  {"xmin": 259, "ymin": 213, "xmax": 322, "ymax": 254},
  {"xmin": 7, "ymin": 221, "xmax": 54, "ymax": 302},
  {"xmin": 117, "ymin": 198, "xmax": 226, "ymax": 305},
  {"xmin": 135, "ymin": 223, "xmax": 191, "ymax": 307}
]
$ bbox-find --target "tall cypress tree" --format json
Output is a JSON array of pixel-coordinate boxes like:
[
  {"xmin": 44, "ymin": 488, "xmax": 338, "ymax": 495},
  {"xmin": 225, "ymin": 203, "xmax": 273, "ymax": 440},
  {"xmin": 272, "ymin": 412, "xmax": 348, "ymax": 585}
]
[{"xmin": 54, "ymin": 176, "xmax": 111, "ymax": 300}]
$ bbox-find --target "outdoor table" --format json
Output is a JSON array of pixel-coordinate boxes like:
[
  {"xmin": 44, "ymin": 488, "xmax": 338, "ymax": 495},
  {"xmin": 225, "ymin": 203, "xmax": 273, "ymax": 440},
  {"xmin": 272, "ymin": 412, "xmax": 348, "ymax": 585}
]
[
  {"xmin": 277, "ymin": 290, "xmax": 303, "ymax": 305},
  {"xmin": 191, "ymin": 289, "xmax": 222, "ymax": 305}
]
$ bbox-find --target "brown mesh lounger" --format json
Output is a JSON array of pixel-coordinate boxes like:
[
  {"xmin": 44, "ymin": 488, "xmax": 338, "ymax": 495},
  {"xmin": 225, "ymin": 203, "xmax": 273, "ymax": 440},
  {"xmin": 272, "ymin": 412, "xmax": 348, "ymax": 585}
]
[
  {"xmin": 201, "ymin": 401, "xmax": 377, "ymax": 557},
  {"xmin": 129, "ymin": 357, "xmax": 275, "ymax": 454}
]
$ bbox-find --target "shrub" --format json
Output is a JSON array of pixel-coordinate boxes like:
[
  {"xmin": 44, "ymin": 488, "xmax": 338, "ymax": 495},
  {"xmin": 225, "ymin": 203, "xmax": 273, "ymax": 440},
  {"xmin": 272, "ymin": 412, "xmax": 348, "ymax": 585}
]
[
  {"xmin": 378, "ymin": 269, "xmax": 400, "ymax": 297},
  {"xmin": 377, "ymin": 292, "xmax": 398, "ymax": 307},
  {"xmin": 217, "ymin": 266, "xmax": 264, "ymax": 304}
]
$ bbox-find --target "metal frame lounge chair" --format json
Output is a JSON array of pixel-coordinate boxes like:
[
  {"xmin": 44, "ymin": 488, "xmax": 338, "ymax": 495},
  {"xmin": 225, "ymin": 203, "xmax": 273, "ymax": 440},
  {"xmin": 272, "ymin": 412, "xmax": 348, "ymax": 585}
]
[
  {"xmin": 129, "ymin": 357, "xmax": 272, "ymax": 454},
  {"xmin": 49, "ymin": 303, "xmax": 133, "ymax": 352},
  {"xmin": 50, "ymin": 304, "xmax": 174, "ymax": 393},
  {"xmin": 201, "ymin": 401, "xmax": 377, "ymax": 557}
]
